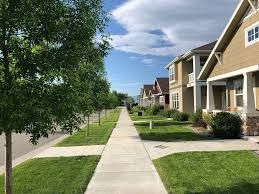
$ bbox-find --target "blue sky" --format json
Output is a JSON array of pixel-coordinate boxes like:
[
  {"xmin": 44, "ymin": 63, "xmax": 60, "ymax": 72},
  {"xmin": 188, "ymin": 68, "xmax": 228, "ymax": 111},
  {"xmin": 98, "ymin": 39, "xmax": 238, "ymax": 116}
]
[{"xmin": 103, "ymin": 0, "xmax": 239, "ymax": 96}]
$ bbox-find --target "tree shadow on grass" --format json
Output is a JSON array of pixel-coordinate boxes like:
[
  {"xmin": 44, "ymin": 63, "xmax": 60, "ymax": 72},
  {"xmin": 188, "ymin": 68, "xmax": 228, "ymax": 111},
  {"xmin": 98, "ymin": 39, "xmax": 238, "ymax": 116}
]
[
  {"xmin": 187, "ymin": 181, "xmax": 259, "ymax": 194},
  {"xmin": 139, "ymin": 132, "xmax": 212, "ymax": 142}
]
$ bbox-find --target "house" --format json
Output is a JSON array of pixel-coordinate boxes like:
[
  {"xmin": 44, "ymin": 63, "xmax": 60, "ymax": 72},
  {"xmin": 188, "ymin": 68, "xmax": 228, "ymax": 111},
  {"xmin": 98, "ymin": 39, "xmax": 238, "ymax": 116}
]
[
  {"xmin": 139, "ymin": 85, "xmax": 153, "ymax": 107},
  {"xmin": 149, "ymin": 78, "xmax": 170, "ymax": 109},
  {"xmin": 198, "ymin": 0, "xmax": 259, "ymax": 135},
  {"xmin": 165, "ymin": 41, "xmax": 218, "ymax": 113}
]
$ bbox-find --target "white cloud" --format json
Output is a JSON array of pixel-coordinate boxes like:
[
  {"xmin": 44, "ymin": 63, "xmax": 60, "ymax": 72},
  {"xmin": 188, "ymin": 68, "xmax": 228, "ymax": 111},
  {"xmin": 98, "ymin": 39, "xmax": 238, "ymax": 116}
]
[
  {"xmin": 141, "ymin": 58, "xmax": 153, "ymax": 64},
  {"xmin": 111, "ymin": 0, "xmax": 239, "ymax": 56}
]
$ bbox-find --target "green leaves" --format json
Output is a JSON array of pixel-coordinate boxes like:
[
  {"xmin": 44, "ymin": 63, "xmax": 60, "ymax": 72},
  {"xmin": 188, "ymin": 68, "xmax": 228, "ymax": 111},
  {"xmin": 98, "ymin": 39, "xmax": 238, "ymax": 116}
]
[{"xmin": 0, "ymin": 0, "xmax": 110, "ymax": 143}]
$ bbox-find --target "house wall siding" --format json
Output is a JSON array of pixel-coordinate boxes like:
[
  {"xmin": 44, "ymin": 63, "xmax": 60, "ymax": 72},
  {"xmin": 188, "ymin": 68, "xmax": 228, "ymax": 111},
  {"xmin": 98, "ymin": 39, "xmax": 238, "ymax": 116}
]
[{"xmin": 209, "ymin": 13, "xmax": 259, "ymax": 78}]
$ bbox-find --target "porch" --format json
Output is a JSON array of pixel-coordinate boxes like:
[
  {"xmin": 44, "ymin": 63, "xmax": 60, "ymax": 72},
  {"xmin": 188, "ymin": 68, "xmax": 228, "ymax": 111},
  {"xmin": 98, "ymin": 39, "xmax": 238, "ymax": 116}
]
[{"xmin": 205, "ymin": 65, "xmax": 259, "ymax": 135}]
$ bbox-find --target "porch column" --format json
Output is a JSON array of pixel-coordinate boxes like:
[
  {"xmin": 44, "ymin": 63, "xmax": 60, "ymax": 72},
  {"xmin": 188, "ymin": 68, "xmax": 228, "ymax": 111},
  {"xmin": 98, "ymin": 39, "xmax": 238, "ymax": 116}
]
[
  {"xmin": 193, "ymin": 55, "xmax": 202, "ymax": 112},
  {"xmin": 206, "ymin": 81, "xmax": 214, "ymax": 112},
  {"xmin": 243, "ymin": 72, "xmax": 255, "ymax": 114},
  {"xmin": 193, "ymin": 55, "xmax": 201, "ymax": 81},
  {"xmin": 194, "ymin": 83, "xmax": 201, "ymax": 112}
]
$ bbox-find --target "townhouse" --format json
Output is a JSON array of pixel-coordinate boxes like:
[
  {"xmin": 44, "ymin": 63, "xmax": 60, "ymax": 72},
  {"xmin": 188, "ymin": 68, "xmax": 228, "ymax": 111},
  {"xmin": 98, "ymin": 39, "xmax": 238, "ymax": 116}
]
[
  {"xmin": 165, "ymin": 41, "xmax": 218, "ymax": 113},
  {"xmin": 198, "ymin": 0, "xmax": 259, "ymax": 135},
  {"xmin": 139, "ymin": 78, "xmax": 169, "ymax": 109},
  {"xmin": 139, "ymin": 85, "xmax": 153, "ymax": 107}
]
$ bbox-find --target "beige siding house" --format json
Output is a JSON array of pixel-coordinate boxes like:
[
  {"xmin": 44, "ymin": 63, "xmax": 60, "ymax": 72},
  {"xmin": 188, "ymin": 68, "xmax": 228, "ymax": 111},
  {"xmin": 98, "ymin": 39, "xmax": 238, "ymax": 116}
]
[
  {"xmin": 166, "ymin": 41, "xmax": 219, "ymax": 113},
  {"xmin": 139, "ymin": 85, "xmax": 153, "ymax": 107},
  {"xmin": 150, "ymin": 78, "xmax": 170, "ymax": 109},
  {"xmin": 199, "ymin": 0, "xmax": 259, "ymax": 135},
  {"xmin": 140, "ymin": 78, "xmax": 170, "ymax": 109}
]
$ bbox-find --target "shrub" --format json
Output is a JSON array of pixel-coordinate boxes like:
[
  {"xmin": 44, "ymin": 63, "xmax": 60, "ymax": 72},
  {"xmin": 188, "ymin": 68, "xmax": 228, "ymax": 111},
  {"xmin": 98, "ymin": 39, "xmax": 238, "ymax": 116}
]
[
  {"xmin": 190, "ymin": 109, "xmax": 207, "ymax": 128},
  {"xmin": 203, "ymin": 113, "xmax": 213, "ymax": 126},
  {"xmin": 144, "ymin": 107, "xmax": 152, "ymax": 116},
  {"xmin": 152, "ymin": 105, "xmax": 161, "ymax": 115},
  {"xmin": 210, "ymin": 112, "xmax": 243, "ymax": 139},
  {"xmin": 173, "ymin": 112, "xmax": 189, "ymax": 121},
  {"xmin": 160, "ymin": 109, "xmax": 178, "ymax": 118},
  {"xmin": 190, "ymin": 109, "xmax": 203, "ymax": 123}
]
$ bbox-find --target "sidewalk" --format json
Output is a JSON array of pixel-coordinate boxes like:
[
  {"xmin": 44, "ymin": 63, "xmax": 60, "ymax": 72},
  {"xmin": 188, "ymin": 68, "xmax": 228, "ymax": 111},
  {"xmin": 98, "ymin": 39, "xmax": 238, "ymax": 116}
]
[{"xmin": 85, "ymin": 108, "xmax": 167, "ymax": 194}]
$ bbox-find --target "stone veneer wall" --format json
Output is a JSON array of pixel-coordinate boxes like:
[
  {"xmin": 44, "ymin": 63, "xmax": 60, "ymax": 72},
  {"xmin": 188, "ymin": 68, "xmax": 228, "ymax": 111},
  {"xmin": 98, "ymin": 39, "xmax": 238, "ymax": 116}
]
[{"xmin": 243, "ymin": 116, "xmax": 259, "ymax": 136}]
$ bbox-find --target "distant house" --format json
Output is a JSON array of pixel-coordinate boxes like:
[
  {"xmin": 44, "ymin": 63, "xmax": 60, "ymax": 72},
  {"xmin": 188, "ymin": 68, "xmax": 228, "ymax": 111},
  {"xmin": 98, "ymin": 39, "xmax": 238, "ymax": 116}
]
[
  {"xmin": 166, "ymin": 41, "xmax": 218, "ymax": 113},
  {"xmin": 198, "ymin": 0, "xmax": 259, "ymax": 135},
  {"xmin": 139, "ymin": 85, "xmax": 153, "ymax": 107},
  {"xmin": 149, "ymin": 78, "xmax": 170, "ymax": 109}
]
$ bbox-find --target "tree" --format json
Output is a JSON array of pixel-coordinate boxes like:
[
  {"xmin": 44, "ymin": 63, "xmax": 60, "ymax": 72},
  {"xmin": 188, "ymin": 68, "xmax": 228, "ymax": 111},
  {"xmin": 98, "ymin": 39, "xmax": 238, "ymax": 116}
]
[
  {"xmin": 117, "ymin": 93, "xmax": 128, "ymax": 106},
  {"xmin": 0, "ymin": 0, "xmax": 109, "ymax": 193},
  {"xmin": 92, "ymin": 75, "xmax": 110, "ymax": 126}
]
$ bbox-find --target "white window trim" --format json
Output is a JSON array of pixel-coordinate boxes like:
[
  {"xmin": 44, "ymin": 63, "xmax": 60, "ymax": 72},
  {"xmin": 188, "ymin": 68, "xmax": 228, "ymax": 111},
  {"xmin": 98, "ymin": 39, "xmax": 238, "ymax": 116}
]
[
  {"xmin": 169, "ymin": 65, "xmax": 175, "ymax": 82},
  {"xmin": 172, "ymin": 92, "xmax": 179, "ymax": 110},
  {"xmin": 245, "ymin": 21, "xmax": 259, "ymax": 47},
  {"xmin": 234, "ymin": 79, "xmax": 243, "ymax": 110}
]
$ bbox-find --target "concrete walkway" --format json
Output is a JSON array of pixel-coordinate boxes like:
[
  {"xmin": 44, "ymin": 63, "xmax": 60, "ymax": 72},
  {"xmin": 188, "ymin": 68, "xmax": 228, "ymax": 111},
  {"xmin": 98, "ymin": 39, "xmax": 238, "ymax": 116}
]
[
  {"xmin": 143, "ymin": 139, "xmax": 259, "ymax": 160},
  {"xmin": 85, "ymin": 108, "xmax": 167, "ymax": 194},
  {"xmin": 34, "ymin": 145, "xmax": 104, "ymax": 158}
]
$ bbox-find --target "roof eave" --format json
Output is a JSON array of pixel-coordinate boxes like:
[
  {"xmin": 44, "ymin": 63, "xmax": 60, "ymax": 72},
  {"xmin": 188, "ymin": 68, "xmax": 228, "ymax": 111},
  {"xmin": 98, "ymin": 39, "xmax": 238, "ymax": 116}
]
[{"xmin": 198, "ymin": 0, "xmax": 246, "ymax": 80}]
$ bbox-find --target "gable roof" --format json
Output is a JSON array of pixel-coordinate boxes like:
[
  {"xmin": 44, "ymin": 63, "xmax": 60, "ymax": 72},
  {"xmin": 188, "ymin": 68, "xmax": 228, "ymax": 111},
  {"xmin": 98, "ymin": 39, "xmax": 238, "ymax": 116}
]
[
  {"xmin": 156, "ymin": 77, "xmax": 169, "ymax": 93},
  {"xmin": 143, "ymin": 85, "xmax": 153, "ymax": 96},
  {"xmin": 192, "ymin": 41, "xmax": 217, "ymax": 52},
  {"xmin": 198, "ymin": 0, "xmax": 252, "ymax": 80},
  {"xmin": 165, "ymin": 41, "xmax": 216, "ymax": 69}
]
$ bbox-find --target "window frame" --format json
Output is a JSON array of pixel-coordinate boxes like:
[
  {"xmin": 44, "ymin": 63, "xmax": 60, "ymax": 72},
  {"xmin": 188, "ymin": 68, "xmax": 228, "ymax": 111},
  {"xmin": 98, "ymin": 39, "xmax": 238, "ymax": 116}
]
[
  {"xmin": 234, "ymin": 79, "xmax": 243, "ymax": 109},
  {"xmin": 245, "ymin": 21, "xmax": 259, "ymax": 47},
  {"xmin": 169, "ymin": 65, "xmax": 175, "ymax": 82},
  {"xmin": 172, "ymin": 92, "xmax": 179, "ymax": 110}
]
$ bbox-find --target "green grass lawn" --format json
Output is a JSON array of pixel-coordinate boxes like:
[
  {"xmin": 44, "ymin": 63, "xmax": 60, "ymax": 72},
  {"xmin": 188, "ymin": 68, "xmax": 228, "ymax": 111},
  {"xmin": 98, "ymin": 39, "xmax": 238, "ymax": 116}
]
[
  {"xmin": 153, "ymin": 151, "xmax": 259, "ymax": 194},
  {"xmin": 135, "ymin": 120, "xmax": 212, "ymax": 142},
  {"xmin": 56, "ymin": 109, "xmax": 121, "ymax": 146},
  {"xmin": 129, "ymin": 113, "xmax": 167, "ymax": 121},
  {"xmin": 0, "ymin": 156, "xmax": 100, "ymax": 194}
]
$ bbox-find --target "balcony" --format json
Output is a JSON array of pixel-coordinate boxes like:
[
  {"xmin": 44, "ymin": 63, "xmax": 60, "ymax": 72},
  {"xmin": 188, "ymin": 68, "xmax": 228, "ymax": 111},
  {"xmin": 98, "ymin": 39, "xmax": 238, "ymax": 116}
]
[{"xmin": 188, "ymin": 73, "xmax": 195, "ymax": 83}]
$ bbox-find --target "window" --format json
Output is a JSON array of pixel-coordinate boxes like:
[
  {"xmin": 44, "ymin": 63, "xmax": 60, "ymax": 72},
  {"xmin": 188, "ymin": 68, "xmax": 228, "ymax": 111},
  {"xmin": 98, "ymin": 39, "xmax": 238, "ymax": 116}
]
[
  {"xmin": 172, "ymin": 92, "xmax": 179, "ymax": 110},
  {"xmin": 234, "ymin": 80, "xmax": 243, "ymax": 108},
  {"xmin": 245, "ymin": 22, "xmax": 259, "ymax": 46},
  {"xmin": 169, "ymin": 66, "xmax": 175, "ymax": 81},
  {"xmin": 159, "ymin": 96, "xmax": 164, "ymax": 104}
]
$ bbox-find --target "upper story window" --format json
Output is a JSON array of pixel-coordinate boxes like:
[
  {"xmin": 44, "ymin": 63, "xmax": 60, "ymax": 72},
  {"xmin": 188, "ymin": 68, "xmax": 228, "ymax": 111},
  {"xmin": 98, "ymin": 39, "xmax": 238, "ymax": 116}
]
[
  {"xmin": 245, "ymin": 21, "xmax": 259, "ymax": 47},
  {"xmin": 169, "ymin": 66, "xmax": 175, "ymax": 82}
]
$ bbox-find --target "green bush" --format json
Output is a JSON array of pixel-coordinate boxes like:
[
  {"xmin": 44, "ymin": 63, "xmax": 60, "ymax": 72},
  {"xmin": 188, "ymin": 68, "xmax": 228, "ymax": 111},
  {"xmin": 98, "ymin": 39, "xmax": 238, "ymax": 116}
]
[
  {"xmin": 190, "ymin": 109, "xmax": 207, "ymax": 127},
  {"xmin": 210, "ymin": 112, "xmax": 243, "ymax": 139},
  {"xmin": 190, "ymin": 109, "xmax": 202, "ymax": 123},
  {"xmin": 144, "ymin": 107, "xmax": 152, "ymax": 116},
  {"xmin": 160, "ymin": 109, "xmax": 178, "ymax": 118},
  {"xmin": 173, "ymin": 112, "xmax": 189, "ymax": 121},
  {"xmin": 151, "ymin": 105, "xmax": 161, "ymax": 115}
]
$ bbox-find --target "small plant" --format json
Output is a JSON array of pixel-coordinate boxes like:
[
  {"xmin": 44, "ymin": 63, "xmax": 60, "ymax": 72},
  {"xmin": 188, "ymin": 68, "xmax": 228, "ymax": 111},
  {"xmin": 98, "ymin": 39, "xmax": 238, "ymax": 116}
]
[
  {"xmin": 191, "ymin": 109, "xmax": 207, "ymax": 128},
  {"xmin": 173, "ymin": 112, "xmax": 189, "ymax": 121},
  {"xmin": 190, "ymin": 109, "xmax": 202, "ymax": 123},
  {"xmin": 210, "ymin": 112, "xmax": 243, "ymax": 139},
  {"xmin": 151, "ymin": 105, "xmax": 161, "ymax": 115},
  {"xmin": 160, "ymin": 109, "xmax": 178, "ymax": 118},
  {"xmin": 203, "ymin": 113, "xmax": 213, "ymax": 126}
]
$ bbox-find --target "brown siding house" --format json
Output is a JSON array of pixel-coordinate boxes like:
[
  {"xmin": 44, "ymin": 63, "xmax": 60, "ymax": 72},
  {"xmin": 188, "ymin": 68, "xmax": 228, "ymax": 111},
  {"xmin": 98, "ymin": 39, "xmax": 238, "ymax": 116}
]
[{"xmin": 199, "ymin": 0, "xmax": 259, "ymax": 135}]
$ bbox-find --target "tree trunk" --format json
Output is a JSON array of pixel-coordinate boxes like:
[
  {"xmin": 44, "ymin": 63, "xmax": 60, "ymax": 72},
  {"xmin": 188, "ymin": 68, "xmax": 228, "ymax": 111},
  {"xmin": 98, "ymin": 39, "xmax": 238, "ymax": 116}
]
[
  {"xmin": 87, "ymin": 115, "xmax": 90, "ymax": 137},
  {"xmin": 98, "ymin": 111, "xmax": 101, "ymax": 126},
  {"xmin": 5, "ymin": 132, "xmax": 12, "ymax": 194},
  {"xmin": 105, "ymin": 109, "xmax": 107, "ymax": 120}
]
